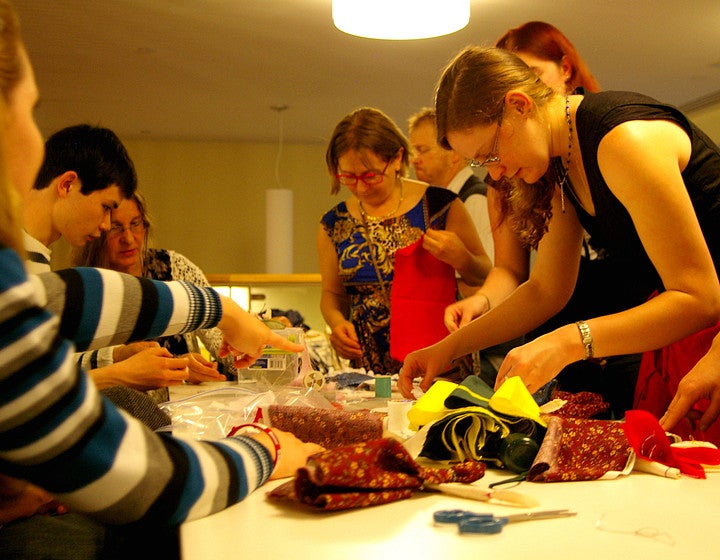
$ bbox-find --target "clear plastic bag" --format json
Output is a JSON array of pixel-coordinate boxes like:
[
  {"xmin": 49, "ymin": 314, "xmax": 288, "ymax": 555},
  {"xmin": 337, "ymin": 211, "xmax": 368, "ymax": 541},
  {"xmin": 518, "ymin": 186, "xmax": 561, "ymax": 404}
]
[{"xmin": 158, "ymin": 385, "xmax": 333, "ymax": 440}]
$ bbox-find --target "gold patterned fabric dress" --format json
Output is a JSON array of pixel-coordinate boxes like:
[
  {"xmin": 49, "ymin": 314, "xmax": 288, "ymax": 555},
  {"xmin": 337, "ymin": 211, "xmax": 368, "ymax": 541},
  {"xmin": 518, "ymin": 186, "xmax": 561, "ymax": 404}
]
[{"xmin": 320, "ymin": 186, "xmax": 456, "ymax": 373}]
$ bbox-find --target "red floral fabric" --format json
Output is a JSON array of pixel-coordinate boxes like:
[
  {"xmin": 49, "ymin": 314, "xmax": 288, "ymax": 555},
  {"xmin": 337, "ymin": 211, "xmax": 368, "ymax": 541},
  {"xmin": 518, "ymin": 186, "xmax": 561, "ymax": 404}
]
[
  {"xmin": 267, "ymin": 404, "xmax": 383, "ymax": 449},
  {"xmin": 267, "ymin": 438, "xmax": 486, "ymax": 510},
  {"xmin": 527, "ymin": 416, "xmax": 631, "ymax": 482},
  {"xmin": 550, "ymin": 390, "xmax": 610, "ymax": 419}
]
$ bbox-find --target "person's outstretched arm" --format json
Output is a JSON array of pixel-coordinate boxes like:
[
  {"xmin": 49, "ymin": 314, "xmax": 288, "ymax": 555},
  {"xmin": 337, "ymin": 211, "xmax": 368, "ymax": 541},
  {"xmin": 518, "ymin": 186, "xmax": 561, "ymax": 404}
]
[{"xmin": 2, "ymin": 248, "xmax": 321, "ymax": 526}]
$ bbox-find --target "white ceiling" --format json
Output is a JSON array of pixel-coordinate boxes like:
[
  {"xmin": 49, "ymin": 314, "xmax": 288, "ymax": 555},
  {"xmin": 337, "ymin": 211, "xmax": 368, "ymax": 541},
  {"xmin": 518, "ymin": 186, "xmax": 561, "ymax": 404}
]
[{"xmin": 14, "ymin": 0, "xmax": 720, "ymax": 145}]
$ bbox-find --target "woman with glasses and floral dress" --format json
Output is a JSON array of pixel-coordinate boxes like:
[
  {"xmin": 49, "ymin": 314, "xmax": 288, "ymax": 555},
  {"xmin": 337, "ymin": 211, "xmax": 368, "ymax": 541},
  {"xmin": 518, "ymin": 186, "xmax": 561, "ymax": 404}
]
[
  {"xmin": 318, "ymin": 107, "xmax": 491, "ymax": 375},
  {"xmin": 73, "ymin": 191, "xmax": 236, "ymax": 389}
]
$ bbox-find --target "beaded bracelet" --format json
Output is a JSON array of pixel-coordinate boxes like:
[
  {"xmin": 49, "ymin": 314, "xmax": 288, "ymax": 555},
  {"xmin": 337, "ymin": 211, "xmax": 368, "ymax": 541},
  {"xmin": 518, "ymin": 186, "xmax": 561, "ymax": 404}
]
[{"xmin": 228, "ymin": 423, "xmax": 281, "ymax": 469}]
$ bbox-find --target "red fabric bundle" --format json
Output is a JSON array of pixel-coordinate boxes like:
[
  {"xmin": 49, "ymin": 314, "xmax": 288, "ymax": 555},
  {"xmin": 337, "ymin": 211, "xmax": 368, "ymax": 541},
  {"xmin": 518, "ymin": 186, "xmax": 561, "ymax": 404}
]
[
  {"xmin": 622, "ymin": 409, "xmax": 720, "ymax": 479},
  {"xmin": 267, "ymin": 438, "xmax": 486, "ymax": 510},
  {"xmin": 390, "ymin": 237, "xmax": 457, "ymax": 361},
  {"xmin": 634, "ymin": 304, "xmax": 720, "ymax": 445}
]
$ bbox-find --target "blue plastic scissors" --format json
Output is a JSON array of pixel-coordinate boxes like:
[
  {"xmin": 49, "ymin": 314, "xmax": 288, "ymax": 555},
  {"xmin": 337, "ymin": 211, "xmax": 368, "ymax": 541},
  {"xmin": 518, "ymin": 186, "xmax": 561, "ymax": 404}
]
[{"xmin": 433, "ymin": 508, "xmax": 577, "ymax": 534}]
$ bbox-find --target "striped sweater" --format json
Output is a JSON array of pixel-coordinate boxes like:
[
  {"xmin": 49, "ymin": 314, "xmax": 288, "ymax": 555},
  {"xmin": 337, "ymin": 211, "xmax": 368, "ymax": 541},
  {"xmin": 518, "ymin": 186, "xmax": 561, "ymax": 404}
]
[{"xmin": 0, "ymin": 245, "xmax": 272, "ymax": 525}]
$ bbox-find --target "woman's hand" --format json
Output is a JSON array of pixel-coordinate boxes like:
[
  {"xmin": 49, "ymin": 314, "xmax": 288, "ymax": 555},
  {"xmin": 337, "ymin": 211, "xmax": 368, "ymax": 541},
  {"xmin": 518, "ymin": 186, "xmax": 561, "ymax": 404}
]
[
  {"xmin": 493, "ymin": 325, "xmax": 581, "ymax": 394},
  {"xmin": 328, "ymin": 320, "xmax": 362, "ymax": 360},
  {"xmin": 91, "ymin": 346, "xmax": 190, "ymax": 390},
  {"xmin": 112, "ymin": 340, "xmax": 161, "ymax": 362},
  {"xmin": 398, "ymin": 343, "xmax": 455, "ymax": 399},
  {"xmin": 660, "ymin": 339, "xmax": 720, "ymax": 433}
]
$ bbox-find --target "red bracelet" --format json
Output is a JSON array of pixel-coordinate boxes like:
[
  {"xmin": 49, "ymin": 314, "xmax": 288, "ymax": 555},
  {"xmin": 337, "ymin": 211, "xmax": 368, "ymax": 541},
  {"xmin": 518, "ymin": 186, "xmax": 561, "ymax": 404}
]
[{"xmin": 228, "ymin": 423, "xmax": 281, "ymax": 468}]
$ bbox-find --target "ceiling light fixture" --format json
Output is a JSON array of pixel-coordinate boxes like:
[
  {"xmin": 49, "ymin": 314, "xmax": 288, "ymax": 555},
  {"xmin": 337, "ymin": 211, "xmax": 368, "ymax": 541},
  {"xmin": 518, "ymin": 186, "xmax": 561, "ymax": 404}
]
[{"xmin": 332, "ymin": 0, "xmax": 470, "ymax": 40}]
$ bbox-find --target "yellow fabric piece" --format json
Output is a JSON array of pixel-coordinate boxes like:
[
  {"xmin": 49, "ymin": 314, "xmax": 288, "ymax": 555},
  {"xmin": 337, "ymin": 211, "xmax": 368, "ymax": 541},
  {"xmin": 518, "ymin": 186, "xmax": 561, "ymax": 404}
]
[
  {"xmin": 407, "ymin": 380, "xmax": 457, "ymax": 431},
  {"xmin": 490, "ymin": 377, "xmax": 547, "ymax": 428},
  {"xmin": 407, "ymin": 376, "xmax": 547, "ymax": 431}
]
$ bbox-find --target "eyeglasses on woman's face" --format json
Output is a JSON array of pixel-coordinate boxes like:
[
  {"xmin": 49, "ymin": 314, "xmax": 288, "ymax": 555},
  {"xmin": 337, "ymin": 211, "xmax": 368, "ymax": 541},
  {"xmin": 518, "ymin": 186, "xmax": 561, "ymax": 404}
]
[
  {"xmin": 469, "ymin": 117, "xmax": 502, "ymax": 169},
  {"xmin": 108, "ymin": 217, "xmax": 146, "ymax": 238},
  {"xmin": 336, "ymin": 157, "xmax": 392, "ymax": 187}
]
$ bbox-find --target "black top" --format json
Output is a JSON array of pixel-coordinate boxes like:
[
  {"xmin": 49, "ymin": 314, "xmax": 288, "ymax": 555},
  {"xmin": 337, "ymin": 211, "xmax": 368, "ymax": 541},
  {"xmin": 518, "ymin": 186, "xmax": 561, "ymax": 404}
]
[{"xmin": 572, "ymin": 91, "xmax": 720, "ymax": 292}]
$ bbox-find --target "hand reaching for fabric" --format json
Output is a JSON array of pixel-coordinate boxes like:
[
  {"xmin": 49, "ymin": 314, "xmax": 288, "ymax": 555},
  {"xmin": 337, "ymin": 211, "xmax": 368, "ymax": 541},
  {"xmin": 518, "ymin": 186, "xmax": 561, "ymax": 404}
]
[
  {"xmin": 398, "ymin": 343, "xmax": 455, "ymax": 399},
  {"xmin": 660, "ymin": 337, "xmax": 720, "ymax": 433},
  {"xmin": 247, "ymin": 429, "xmax": 325, "ymax": 480}
]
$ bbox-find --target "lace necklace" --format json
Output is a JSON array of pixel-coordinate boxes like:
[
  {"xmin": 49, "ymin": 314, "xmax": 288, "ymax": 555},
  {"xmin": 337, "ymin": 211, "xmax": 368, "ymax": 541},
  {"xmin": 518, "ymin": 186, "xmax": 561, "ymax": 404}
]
[
  {"xmin": 358, "ymin": 180, "xmax": 404, "ymax": 222},
  {"xmin": 557, "ymin": 95, "xmax": 573, "ymax": 213}
]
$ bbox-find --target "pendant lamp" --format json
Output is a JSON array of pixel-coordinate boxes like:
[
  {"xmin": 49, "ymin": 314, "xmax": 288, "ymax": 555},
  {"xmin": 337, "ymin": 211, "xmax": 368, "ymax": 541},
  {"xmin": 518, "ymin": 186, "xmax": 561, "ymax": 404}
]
[{"xmin": 332, "ymin": 0, "xmax": 470, "ymax": 40}]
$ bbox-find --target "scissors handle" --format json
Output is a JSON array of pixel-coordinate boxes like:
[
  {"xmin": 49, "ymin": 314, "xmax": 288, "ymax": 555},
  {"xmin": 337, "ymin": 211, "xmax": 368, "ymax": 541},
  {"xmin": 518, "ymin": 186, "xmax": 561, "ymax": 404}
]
[
  {"xmin": 458, "ymin": 516, "xmax": 508, "ymax": 534},
  {"xmin": 433, "ymin": 508, "xmax": 576, "ymax": 535}
]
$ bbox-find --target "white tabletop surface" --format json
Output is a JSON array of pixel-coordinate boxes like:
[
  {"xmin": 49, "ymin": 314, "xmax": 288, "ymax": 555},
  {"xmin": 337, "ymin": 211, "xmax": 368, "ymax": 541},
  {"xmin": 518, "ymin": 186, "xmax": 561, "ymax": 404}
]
[
  {"xmin": 180, "ymin": 460, "xmax": 719, "ymax": 560},
  {"xmin": 171, "ymin": 382, "xmax": 720, "ymax": 559}
]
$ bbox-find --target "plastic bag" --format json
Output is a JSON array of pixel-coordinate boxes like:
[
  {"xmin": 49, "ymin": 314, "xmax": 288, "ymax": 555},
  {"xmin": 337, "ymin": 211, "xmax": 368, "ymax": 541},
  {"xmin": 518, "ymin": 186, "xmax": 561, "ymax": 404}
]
[{"xmin": 158, "ymin": 385, "xmax": 332, "ymax": 440}]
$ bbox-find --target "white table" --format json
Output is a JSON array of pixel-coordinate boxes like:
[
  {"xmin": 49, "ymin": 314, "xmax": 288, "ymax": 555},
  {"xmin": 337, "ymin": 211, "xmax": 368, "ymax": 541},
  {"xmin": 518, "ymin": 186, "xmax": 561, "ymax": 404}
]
[{"xmin": 181, "ymin": 464, "xmax": 718, "ymax": 559}]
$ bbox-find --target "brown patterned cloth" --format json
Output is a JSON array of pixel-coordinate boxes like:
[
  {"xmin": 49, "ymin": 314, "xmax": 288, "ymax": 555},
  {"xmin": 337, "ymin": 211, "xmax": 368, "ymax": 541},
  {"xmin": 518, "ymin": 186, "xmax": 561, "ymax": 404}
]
[
  {"xmin": 267, "ymin": 404, "xmax": 383, "ymax": 449},
  {"xmin": 267, "ymin": 438, "xmax": 486, "ymax": 510},
  {"xmin": 527, "ymin": 416, "xmax": 631, "ymax": 482},
  {"xmin": 550, "ymin": 390, "xmax": 610, "ymax": 419}
]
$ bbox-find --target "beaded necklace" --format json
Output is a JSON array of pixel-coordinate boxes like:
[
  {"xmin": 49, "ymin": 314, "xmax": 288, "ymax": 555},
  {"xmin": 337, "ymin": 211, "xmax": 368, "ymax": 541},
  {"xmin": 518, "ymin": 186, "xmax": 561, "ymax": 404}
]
[{"xmin": 557, "ymin": 95, "xmax": 573, "ymax": 213}]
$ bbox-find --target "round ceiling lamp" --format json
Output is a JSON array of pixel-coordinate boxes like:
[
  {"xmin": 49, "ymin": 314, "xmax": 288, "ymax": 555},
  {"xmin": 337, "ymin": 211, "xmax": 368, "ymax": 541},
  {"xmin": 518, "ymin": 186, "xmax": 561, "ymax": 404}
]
[{"xmin": 332, "ymin": 0, "xmax": 470, "ymax": 40}]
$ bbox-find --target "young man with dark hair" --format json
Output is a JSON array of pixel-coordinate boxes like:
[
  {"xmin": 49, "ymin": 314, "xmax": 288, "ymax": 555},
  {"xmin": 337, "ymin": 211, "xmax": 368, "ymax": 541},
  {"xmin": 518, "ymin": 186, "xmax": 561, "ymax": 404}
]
[{"xmin": 22, "ymin": 124, "xmax": 137, "ymax": 272}]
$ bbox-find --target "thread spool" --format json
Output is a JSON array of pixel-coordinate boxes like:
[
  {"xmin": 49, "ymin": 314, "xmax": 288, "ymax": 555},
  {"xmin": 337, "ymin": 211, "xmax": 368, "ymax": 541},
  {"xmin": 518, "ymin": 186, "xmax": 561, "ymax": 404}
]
[{"xmin": 374, "ymin": 375, "xmax": 392, "ymax": 398}]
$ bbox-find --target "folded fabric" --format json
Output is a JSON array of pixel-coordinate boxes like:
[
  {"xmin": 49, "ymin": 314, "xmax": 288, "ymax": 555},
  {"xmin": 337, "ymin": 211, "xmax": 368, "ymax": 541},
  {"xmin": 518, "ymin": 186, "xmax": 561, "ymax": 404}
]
[
  {"xmin": 267, "ymin": 404, "xmax": 384, "ymax": 449},
  {"xmin": 408, "ymin": 376, "xmax": 547, "ymax": 431},
  {"xmin": 412, "ymin": 377, "xmax": 544, "ymax": 468},
  {"xmin": 622, "ymin": 409, "xmax": 720, "ymax": 479},
  {"xmin": 527, "ymin": 416, "xmax": 632, "ymax": 482},
  {"xmin": 419, "ymin": 409, "xmax": 508, "ymax": 465},
  {"xmin": 267, "ymin": 438, "xmax": 486, "ymax": 511}
]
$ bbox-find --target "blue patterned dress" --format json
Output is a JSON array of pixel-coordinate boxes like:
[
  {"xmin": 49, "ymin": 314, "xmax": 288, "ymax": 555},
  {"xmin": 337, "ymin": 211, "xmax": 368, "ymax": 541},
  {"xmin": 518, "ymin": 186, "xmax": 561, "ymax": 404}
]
[{"xmin": 320, "ymin": 186, "xmax": 456, "ymax": 373}]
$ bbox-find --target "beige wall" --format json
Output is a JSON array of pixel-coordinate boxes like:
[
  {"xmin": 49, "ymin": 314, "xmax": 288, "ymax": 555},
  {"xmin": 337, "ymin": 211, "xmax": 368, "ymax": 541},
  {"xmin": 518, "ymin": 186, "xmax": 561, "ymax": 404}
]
[{"xmin": 122, "ymin": 139, "xmax": 336, "ymax": 275}]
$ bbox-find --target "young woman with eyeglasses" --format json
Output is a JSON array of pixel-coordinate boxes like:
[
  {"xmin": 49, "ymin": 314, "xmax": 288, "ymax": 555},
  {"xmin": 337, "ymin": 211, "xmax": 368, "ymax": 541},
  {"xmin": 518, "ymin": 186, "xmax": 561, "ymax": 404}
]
[
  {"xmin": 464, "ymin": 22, "xmax": 648, "ymax": 419},
  {"xmin": 398, "ymin": 46, "xmax": 720, "ymax": 444},
  {"xmin": 317, "ymin": 107, "xmax": 492, "ymax": 374},
  {"xmin": 72, "ymin": 191, "xmax": 237, "ymax": 388}
]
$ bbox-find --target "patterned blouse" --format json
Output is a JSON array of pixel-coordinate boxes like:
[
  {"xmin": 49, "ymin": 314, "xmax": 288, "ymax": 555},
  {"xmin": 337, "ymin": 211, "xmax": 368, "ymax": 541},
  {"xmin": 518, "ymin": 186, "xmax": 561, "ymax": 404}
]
[{"xmin": 320, "ymin": 186, "xmax": 456, "ymax": 374}]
